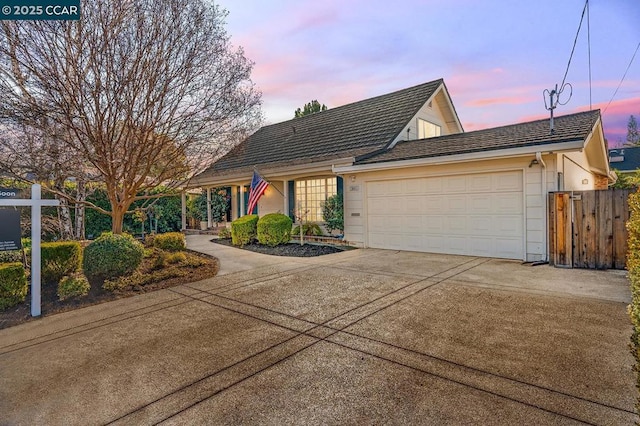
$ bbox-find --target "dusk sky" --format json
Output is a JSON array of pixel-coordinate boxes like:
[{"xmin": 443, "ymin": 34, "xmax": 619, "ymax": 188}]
[{"xmin": 218, "ymin": 0, "xmax": 639, "ymax": 146}]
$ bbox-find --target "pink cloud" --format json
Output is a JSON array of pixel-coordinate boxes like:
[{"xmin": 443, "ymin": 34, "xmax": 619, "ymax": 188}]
[{"xmin": 466, "ymin": 95, "xmax": 537, "ymax": 107}]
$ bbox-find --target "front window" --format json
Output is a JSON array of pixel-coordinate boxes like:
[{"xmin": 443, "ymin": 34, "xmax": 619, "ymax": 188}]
[
  {"xmin": 418, "ymin": 119, "xmax": 441, "ymax": 139},
  {"xmin": 295, "ymin": 177, "xmax": 337, "ymax": 222}
]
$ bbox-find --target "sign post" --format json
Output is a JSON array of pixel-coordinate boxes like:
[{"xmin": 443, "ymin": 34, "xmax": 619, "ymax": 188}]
[{"xmin": 0, "ymin": 184, "xmax": 60, "ymax": 316}]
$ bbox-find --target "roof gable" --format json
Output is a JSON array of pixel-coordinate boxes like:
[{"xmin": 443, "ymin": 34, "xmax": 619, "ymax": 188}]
[{"xmin": 199, "ymin": 79, "xmax": 446, "ymax": 178}]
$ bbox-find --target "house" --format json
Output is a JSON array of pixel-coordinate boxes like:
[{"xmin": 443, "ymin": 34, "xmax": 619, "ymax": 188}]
[
  {"xmin": 609, "ymin": 146, "xmax": 640, "ymax": 175},
  {"xmin": 185, "ymin": 78, "xmax": 613, "ymax": 262}
]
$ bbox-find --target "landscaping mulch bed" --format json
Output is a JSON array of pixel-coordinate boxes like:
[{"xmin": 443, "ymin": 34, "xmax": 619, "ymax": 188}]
[
  {"xmin": 212, "ymin": 238, "xmax": 350, "ymax": 257},
  {"xmin": 0, "ymin": 250, "xmax": 219, "ymax": 330}
]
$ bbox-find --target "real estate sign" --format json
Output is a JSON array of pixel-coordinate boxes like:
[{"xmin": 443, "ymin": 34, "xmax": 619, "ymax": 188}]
[{"xmin": 0, "ymin": 209, "xmax": 21, "ymax": 251}]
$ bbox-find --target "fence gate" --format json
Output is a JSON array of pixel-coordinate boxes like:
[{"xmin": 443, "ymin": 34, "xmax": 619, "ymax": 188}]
[{"xmin": 548, "ymin": 189, "xmax": 632, "ymax": 269}]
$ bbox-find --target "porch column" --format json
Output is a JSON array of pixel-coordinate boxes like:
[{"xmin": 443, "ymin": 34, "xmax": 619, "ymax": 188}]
[
  {"xmin": 181, "ymin": 191, "xmax": 187, "ymax": 230},
  {"xmin": 283, "ymin": 180, "xmax": 289, "ymax": 217},
  {"xmin": 239, "ymin": 185, "xmax": 245, "ymax": 216},
  {"xmin": 206, "ymin": 187, "xmax": 212, "ymax": 228}
]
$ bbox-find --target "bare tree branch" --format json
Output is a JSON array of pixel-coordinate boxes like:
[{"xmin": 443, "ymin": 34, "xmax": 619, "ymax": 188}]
[{"xmin": 0, "ymin": 0, "xmax": 262, "ymax": 233}]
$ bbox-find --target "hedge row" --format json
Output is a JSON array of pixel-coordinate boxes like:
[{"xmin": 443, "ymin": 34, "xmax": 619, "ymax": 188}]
[
  {"xmin": 231, "ymin": 214, "xmax": 294, "ymax": 247},
  {"xmin": 628, "ymin": 191, "xmax": 640, "ymax": 413},
  {"xmin": 41, "ymin": 241, "xmax": 83, "ymax": 283},
  {"xmin": 0, "ymin": 263, "xmax": 27, "ymax": 310}
]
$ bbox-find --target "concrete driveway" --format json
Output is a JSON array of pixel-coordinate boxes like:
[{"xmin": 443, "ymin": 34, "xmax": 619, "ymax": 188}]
[{"xmin": 0, "ymin": 235, "xmax": 635, "ymax": 425}]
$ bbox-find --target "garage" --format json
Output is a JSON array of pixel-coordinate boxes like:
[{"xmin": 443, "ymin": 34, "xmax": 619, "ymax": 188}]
[{"xmin": 366, "ymin": 170, "xmax": 524, "ymax": 259}]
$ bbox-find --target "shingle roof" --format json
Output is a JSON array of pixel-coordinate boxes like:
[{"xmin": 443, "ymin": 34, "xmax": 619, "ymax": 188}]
[
  {"xmin": 197, "ymin": 79, "xmax": 444, "ymax": 178},
  {"xmin": 609, "ymin": 146, "xmax": 640, "ymax": 172},
  {"xmin": 355, "ymin": 109, "xmax": 601, "ymax": 165}
]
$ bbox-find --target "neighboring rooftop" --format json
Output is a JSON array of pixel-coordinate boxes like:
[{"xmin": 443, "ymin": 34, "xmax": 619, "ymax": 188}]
[
  {"xmin": 609, "ymin": 146, "xmax": 640, "ymax": 173},
  {"xmin": 196, "ymin": 79, "xmax": 447, "ymax": 178},
  {"xmin": 356, "ymin": 110, "xmax": 601, "ymax": 165}
]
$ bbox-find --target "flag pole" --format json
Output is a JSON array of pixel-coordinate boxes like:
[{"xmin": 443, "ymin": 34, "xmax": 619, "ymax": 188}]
[{"xmin": 254, "ymin": 166, "xmax": 285, "ymax": 197}]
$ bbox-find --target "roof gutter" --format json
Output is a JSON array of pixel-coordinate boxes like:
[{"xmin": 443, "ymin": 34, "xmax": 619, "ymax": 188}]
[{"xmin": 333, "ymin": 139, "xmax": 585, "ymax": 174}]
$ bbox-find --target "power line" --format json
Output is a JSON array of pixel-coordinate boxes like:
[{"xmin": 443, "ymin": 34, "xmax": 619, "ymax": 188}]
[
  {"xmin": 560, "ymin": 0, "xmax": 589, "ymax": 90},
  {"xmin": 603, "ymin": 41, "xmax": 640, "ymax": 114},
  {"xmin": 587, "ymin": 1, "xmax": 591, "ymax": 109}
]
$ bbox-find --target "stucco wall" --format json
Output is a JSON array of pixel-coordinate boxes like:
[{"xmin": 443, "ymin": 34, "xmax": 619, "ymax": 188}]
[
  {"xmin": 258, "ymin": 181, "xmax": 285, "ymax": 216},
  {"xmin": 342, "ymin": 155, "xmax": 557, "ymax": 262},
  {"xmin": 559, "ymin": 152, "xmax": 597, "ymax": 190}
]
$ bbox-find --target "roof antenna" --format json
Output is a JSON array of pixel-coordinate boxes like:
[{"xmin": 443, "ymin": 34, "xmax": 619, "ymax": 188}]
[{"xmin": 543, "ymin": 82, "xmax": 572, "ymax": 134}]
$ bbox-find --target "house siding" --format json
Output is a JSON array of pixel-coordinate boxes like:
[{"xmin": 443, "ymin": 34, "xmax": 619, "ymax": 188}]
[
  {"xmin": 559, "ymin": 152, "xmax": 598, "ymax": 190},
  {"xmin": 342, "ymin": 156, "xmax": 558, "ymax": 262}
]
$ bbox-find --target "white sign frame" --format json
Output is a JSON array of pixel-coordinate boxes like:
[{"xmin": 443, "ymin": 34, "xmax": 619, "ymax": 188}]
[{"xmin": 0, "ymin": 184, "xmax": 60, "ymax": 316}]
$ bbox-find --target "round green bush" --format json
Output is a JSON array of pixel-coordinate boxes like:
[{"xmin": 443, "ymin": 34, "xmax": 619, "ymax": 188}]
[
  {"xmin": 0, "ymin": 262, "xmax": 27, "ymax": 310},
  {"xmin": 153, "ymin": 232, "xmax": 186, "ymax": 252},
  {"xmin": 257, "ymin": 213, "xmax": 293, "ymax": 247},
  {"xmin": 82, "ymin": 233, "xmax": 144, "ymax": 281},
  {"xmin": 231, "ymin": 214, "xmax": 258, "ymax": 246}
]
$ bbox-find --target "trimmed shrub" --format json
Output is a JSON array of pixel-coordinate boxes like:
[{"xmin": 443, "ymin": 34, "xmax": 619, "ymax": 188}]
[
  {"xmin": 218, "ymin": 227, "xmax": 231, "ymax": 239},
  {"xmin": 41, "ymin": 241, "xmax": 82, "ymax": 283},
  {"xmin": 0, "ymin": 249, "xmax": 23, "ymax": 264},
  {"xmin": 166, "ymin": 251, "xmax": 186, "ymax": 264},
  {"xmin": 103, "ymin": 268, "xmax": 186, "ymax": 292},
  {"xmin": 292, "ymin": 222, "xmax": 323, "ymax": 237},
  {"xmin": 57, "ymin": 274, "xmax": 90, "ymax": 301},
  {"xmin": 231, "ymin": 214, "xmax": 258, "ymax": 246},
  {"xmin": 257, "ymin": 213, "xmax": 293, "ymax": 246},
  {"xmin": 83, "ymin": 233, "xmax": 144, "ymax": 281},
  {"xmin": 153, "ymin": 232, "xmax": 186, "ymax": 252},
  {"xmin": 0, "ymin": 262, "xmax": 27, "ymax": 310}
]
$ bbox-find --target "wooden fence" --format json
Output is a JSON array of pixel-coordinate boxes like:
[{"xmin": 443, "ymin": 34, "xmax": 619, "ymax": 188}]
[{"xmin": 548, "ymin": 189, "xmax": 632, "ymax": 269}]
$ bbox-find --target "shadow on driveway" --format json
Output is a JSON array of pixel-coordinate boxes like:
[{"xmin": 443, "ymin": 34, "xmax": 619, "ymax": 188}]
[{"xmin": 0, "ymin": 236, "xmax": 635, "ymax": 424}]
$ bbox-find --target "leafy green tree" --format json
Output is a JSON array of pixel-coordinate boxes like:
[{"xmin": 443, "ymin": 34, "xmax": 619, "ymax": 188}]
[
  {"xmin": 294, "ymin": 100, "xmax": 328, "ymax": 118},
  {"xmin": 321, "ymin": 193, "xmax": 344, "ymax": 233},
  {"xmin": 627, "ymin": 115, "xmax": 640, "ymax": 146}
]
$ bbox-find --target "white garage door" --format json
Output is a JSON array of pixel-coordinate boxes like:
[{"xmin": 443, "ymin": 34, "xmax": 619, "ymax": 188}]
[{"xmin": 367, "ymin": 170, "xmax": 524, "ymax": 259}]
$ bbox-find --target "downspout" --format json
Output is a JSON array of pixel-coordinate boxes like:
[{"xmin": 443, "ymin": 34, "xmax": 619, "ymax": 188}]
[{"xmin": 536, "ymin": 152, "xmax": 548, "ymax": 262}]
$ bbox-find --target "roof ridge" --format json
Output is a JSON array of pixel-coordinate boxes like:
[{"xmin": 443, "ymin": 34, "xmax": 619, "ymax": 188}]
[
  {"xmin": 260, "ymin": 78, "xmax": 444, "ymax": 129},
  {"xmin": 392, "ymin": 109, "xmax": 601, "ymax": 146}
]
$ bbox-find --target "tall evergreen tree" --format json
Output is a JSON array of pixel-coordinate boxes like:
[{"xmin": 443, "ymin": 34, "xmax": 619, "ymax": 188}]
[
  {"xmin": 294, "ymin": 100, "xmax": 328, "ymax": 118},
  {"xmin": 627, "ymin": 115, "xmax": 640, "ymax": 146}
]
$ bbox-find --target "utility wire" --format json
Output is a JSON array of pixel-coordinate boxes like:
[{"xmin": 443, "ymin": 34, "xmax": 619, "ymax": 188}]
[
  {"xmin": 604, "ymin": 41, "xmax": 640, "ymax": 114},
  {"xmin": 560, "ymin": 0, "xmax": 589, "ymax": 91},
  {"xmin": 587, "ymin": 1, "xmax": 591, "ymax": 109}
]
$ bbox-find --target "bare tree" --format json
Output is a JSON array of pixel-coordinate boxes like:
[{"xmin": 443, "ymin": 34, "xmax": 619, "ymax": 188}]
[{"xmin": 0, "ymin": 0, "xmax": 262, "ymax": 234}]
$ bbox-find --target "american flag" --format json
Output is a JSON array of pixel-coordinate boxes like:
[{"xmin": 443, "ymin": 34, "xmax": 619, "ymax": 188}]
[{"xmin": 247, "ymin": 170, "xmax": 269, "ymax": 214}]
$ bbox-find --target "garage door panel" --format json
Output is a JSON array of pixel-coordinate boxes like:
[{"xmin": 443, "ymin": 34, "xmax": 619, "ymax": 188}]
[
  {"xmin": 366, "ymin": 170, "xmax": 524, "ymax": 260},
  {"xmin": 468, "ymin": 174, "xmax": 493, "ymax": 192},
  {"xmin": 423, "ymin": 216, "xmax": 444, "ymax": 231},
  {"xmin": 423, "ymin": 177, "xmax": 443, "ymax": 194},
  {"xmin": 469, "ymin": 195, "xmax": 492, "ymax": 212},
  {"xmin": 494, "ymin": 171, "xmax": 523, "ymax": 191},
  {"xmin": 404, "ymin": 178, "xmax": 424, "ymax": 194},
  {"xmin": 446, "ymin": 196, "xmax": 467, "ymax": 212},
  {"xmin": 445, "ymin": 176, "xmax": 467, "ymax": 193},
  {"xmin": 494, "ymin": 216, "xmax": 523, "ymax": 236},
  {"xmin": 493, "ymin": 193, "xmax": 523, "ymax": 213}
]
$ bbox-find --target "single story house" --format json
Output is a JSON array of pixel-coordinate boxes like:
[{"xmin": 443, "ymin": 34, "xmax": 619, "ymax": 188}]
[
  {"xmin": 609, "ymin": 146, "xmax": 640, "ymax": 175},
  {"xmin": 185, "ymin": 78, "xmax": 613, "ymax": 262}
]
